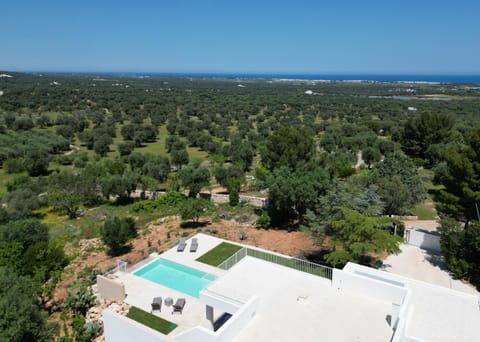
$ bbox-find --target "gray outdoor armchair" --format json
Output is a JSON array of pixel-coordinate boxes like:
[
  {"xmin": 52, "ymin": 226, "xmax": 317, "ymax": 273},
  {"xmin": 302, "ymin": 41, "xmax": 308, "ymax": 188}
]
[
  {"xmin": 151, "ymin": 296, "xmax": 162, "ymax": 313},
  {"xmin": 172, "ymin": 298, "xmax": 186, "ymax": 314}
]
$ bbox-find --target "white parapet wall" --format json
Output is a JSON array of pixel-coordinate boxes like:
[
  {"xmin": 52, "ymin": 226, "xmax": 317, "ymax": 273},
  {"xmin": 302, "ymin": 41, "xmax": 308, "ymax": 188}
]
[
  {"xmin": 391, "ymin": 305, "xmax": 426, "ymax": 342},
  {"xmin": 97, "ymin": 275, "xmax": 126, "ymax": 302},
  {"xmin": 199, "ymin": 288, "xmax": 244, "ymax": 314},
  {"xmin": 332, "ymin": 267, "xmax": 407, "ymax": 304},
  {"xmin": 103, "ymin": 309, "xmax": 171, "ymax": 342},
  {"xmin": 336, "ymin": 263, "xmax": 429, "ymax": 342},
  {"xmin": 173, "ymin": 296, "xmax": 259, "ymax": 342}
]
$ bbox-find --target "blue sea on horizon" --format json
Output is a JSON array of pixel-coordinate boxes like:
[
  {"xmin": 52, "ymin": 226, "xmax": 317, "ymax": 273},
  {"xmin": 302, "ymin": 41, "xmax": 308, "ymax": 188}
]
[
  {"xmin": 36, "ymin": 71, "xmax": 480, "ymax": 84},
  {"xmin": 124, "ymin": 73, "xmax": 480, "ymax": 84}
]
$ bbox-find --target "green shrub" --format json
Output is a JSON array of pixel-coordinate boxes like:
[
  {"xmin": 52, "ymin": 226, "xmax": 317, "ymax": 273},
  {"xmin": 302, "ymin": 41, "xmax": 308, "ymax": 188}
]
[
  {"xmin": 101, "ymin": 217, "xmax": 137, "ymax": 255},
  {"xmin": 65, "ymin": 283, "xmax": 95, "ymax": 316},
  {"xmin": 131, "ymin": 191, "xmax": 185, "ymax": 213},
  {"xmin": 256, "ymin": 211, "xmax": 271, "ymax": 229},
  {"xmin": 229, "ymin": 190, "xmax": 239, "ymax": 206}
]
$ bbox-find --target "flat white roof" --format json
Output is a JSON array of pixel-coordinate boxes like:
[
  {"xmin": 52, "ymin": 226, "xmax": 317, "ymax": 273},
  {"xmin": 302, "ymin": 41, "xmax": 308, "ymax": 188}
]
[
  {"xmin": 211, "ymin": 257, "xmax": 393, "ymax": 342},
  {"xmin": 407, "ymin": 282, "xmax": 480, "ymax": 341},
  {"xmin": 108, "ymin": 234, "xmax": 480, "ymax": 341},
  {"xmin": 344, "ymin": 263, "xmax": 480, "ymax": 342}
]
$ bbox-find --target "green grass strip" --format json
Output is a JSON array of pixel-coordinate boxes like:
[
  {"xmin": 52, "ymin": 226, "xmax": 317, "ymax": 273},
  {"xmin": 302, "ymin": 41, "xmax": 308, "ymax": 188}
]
[
  {"xmin": 126, "ymin": 306, "xmax": 177, "ymax": 335},
  {"xmin": 196, "ymin": 242, "xmax": 242, "ymax": 266},
  {"xmin": 411, "ymin": 204, "xmax": 437, "ymax": 220}
]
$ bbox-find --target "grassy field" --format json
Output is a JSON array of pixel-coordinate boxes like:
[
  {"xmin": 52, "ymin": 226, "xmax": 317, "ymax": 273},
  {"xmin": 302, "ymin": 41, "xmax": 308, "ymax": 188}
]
[
  {"xmin": 412, "ymin": 203, "xmax": 437, "ymax": 220},
  {"xmin": 106, "ymin": 122, "xmax": 126, "ymax": 158},
  {"xmin": 196, "ymin": 242, "xmax": 242, "ymax": 266},
  {"xmin": 126, "ymin": 306, "xmax": 177, "ymax": 335},
  {"xmin": 135, "ymin": 125, "xmax": 208, "ymax": 163},
  {"xmin": 0, "ymin": 170, "xmax": 23, "ymax": 198},
  {"xmin": 39, "ymin": 200, "xmax": 175, "ymax": 242}
]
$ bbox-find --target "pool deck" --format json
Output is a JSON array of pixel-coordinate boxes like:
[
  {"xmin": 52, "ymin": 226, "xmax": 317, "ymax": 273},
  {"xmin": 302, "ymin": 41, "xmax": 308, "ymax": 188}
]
[{"xmin": 113, "ymin": 234, "xmax": 230, "ymax": 334}]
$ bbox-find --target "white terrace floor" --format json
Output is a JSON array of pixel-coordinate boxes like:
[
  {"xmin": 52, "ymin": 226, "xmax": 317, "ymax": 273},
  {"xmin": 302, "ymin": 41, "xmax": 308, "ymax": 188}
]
[
  {"xmin": 215, "ymin": 257, "xmax": 393, "ymax": 342},
  {"xmin": 113, "ymin": 234, "xmax": 393, "ymax": 341}
]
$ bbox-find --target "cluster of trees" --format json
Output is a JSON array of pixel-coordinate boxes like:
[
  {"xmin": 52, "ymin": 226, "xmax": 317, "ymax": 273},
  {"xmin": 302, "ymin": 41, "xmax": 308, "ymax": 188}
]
[
  {"xmin": 0, "ymin": 216, "xmax": 68, "ymax": 340},
  {"xmin": 258, "ymin": 126, "xmax": 413, "ymax": 266},
  {"xmin": 431, "ymin": 128, "xmax": 480, "ymax": 287},
  {"xmin": 0, "ymin": 130, "xmax": 69, "ymax": 176}
]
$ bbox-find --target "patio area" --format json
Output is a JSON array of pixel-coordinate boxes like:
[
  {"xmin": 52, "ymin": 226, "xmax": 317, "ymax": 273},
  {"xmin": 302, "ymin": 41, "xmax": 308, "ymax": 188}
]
[{"xmin": 107, "ymin": 234, "xmax": 236, "ymax": 335}]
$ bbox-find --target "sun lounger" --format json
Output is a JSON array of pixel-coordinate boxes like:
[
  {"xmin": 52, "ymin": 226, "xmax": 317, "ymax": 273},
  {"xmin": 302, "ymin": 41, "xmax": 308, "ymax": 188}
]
[
  {"xmin": 177, "ymin": 238, "xmax": 187, "ymax": 252},
  {"xmin": 172, "ymin": 298, "xmax": 186, "ymax": 314},
  {"xmin": 151, "ymin": 296, "xmax": 162, "ymax": 313},
  {"xmin": 190, "ymin": 238, "xmax": 198, "ymax": 252}
]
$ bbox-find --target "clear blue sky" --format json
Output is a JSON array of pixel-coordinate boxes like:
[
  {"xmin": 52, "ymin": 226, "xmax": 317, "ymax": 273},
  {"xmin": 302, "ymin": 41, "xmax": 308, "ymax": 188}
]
[{"xmin": 1, "ymin": 0, "xmax": 479, "ymax": 74}]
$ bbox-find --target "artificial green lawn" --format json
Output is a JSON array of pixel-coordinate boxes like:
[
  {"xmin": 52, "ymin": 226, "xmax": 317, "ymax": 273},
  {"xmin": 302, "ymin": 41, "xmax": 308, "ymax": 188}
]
[
  {"xmin": 127, "ymin": 306, "xmax": 177, "ymax": 335},
  {"xmin": 196, "ymin": 242, "xmax": 242, "ymax": 266}
]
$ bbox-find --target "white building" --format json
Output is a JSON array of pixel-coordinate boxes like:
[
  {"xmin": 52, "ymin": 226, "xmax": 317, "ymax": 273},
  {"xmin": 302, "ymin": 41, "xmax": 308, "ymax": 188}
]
[{"xmin": 98, "ymin": 234, "xmax": 480, "ymax": 342}]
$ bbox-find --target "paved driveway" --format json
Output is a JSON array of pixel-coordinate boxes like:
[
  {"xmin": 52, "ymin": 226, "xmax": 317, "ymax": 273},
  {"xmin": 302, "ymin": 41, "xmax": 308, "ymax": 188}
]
[{"xmin": 382, "ymin": 244, "xmax": 478, "ymax": 295}]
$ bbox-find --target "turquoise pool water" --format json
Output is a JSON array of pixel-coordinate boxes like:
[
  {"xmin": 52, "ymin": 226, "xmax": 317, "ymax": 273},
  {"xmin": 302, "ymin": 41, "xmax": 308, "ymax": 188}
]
[{"xmin": 134, "ymin": 258, "xmax": 217, "ymax": 298}]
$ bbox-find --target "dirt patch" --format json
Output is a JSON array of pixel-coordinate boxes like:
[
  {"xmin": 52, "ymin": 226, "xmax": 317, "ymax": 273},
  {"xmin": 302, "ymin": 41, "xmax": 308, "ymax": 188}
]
[
  {"xmin": 401, "ymin": 219, "xmax": 439, "ymax": 232},
  {"xmin": 54, "ymin": 215, "xmax": 318, "ymax": 303}
]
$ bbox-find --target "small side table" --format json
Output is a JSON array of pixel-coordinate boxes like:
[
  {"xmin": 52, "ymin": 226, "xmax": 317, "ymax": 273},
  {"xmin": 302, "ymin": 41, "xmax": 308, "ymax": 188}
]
[{"xmin": 164, "ymin": 297, "xmax": 174, "ymax": 307}]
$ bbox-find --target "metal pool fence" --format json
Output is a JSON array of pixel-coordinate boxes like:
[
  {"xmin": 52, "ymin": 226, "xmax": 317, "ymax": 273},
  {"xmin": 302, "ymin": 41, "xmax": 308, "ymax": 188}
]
[{"xmin": 217, "ymin": 247, "xmax": 332, "ymax": 280}]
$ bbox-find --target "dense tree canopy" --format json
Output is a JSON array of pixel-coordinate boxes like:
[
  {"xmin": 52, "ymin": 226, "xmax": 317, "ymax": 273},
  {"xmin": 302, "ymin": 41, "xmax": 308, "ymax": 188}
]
[
  {"xmin": 101, "ymin": 217, "xmax": 137, "ymax": 255},
  {"xmin": 178, "ymin": 165, "xmax": 211, "ymax": 198},
  {"xmin": 261, "ymin": 127, "xmax": 315, "ymax": 171},
  {"xmin": 438, "ymin": 218, "xmax": 480, "ymax": 284},
  {"xmin": 399, "ymin": 112, "xmax": 455, "ymax": 165},
  {"xmin": 370, "ymin": 152, "xmax": 425, "ymax": 215},
  {"xmin": 267, "ymin": 166, "xmax": 330, "ymax": 224},
  {"xmin": 0, "ymin": 267, "xmax": 53, "ymax": 341},
  {"xmin": 434, "ymin": 128, "xmax": 480, "ymax": 223},
  {"xmin": 325, "ymin": 207, "xmax": 401, "ymax": 267}
]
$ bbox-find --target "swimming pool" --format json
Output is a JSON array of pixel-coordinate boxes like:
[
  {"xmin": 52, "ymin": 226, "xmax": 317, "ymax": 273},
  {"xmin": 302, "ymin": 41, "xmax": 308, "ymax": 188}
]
[{"xmin": 134, "ymin": 258, "xmax": 217, "ymax": 298}]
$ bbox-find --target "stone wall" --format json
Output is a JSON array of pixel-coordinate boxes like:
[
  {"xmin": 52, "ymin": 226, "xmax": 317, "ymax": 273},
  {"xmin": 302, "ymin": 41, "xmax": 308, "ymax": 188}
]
[{"xmin": 200, "ymin": 192, "xmax": 268, "ymax": 208}]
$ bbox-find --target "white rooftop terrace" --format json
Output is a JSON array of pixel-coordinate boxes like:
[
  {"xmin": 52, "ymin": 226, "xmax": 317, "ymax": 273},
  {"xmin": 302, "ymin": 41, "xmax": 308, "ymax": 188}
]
[
  {"xmin": 345, "ymin": 262, "xmax": 480, "ymax": 342},
  {"xmin": 102, "ymin": 233, "xmax": 480, "ymax": 342},
  {"xmin": 212, "ymin": 257, "xmax": 393, "ymax": 342}
]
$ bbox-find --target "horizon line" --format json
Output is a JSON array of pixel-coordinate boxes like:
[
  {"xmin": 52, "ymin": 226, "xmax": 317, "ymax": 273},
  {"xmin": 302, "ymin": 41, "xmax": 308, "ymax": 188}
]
[{"xmin": 2, "ymin": 69, "xmax": 480, "ymax": 76}]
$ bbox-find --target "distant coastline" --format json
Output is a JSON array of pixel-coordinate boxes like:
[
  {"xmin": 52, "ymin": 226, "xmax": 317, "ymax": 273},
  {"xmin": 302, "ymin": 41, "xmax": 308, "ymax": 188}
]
[
  {"xmin": 137, "ymin": 73, "xmax": 480, "ymax": 84},
  {"xmin": 4, "ymin": 70, "xmax": 480, "ymax": 84}
]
